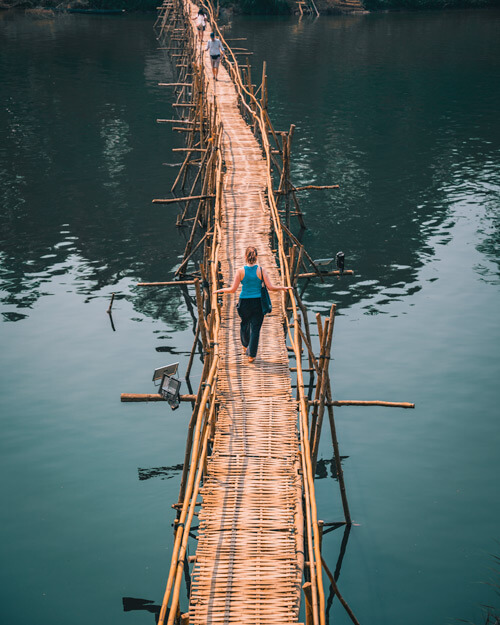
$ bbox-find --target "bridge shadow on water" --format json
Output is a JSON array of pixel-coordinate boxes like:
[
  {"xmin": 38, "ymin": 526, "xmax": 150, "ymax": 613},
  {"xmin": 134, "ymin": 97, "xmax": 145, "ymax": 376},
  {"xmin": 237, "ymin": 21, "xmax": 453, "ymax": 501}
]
[
  {"xmin": 122, "ymin": 597, "xmax": 161, "ymax": 623},
  {"xmin": 132, "ymin": 453, "xmax": 351, "ymax": 623},
  {"xmin": 121, "ymin": 525, "xmax": 352, "ymax": 625}
]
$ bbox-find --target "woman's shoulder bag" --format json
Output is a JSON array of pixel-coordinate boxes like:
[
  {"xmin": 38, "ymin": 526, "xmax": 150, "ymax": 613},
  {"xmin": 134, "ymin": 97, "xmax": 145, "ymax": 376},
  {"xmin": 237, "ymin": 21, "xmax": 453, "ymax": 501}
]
[{"xmin": 259, "ymin": 266, "xmax": 272, "ymax": 315}]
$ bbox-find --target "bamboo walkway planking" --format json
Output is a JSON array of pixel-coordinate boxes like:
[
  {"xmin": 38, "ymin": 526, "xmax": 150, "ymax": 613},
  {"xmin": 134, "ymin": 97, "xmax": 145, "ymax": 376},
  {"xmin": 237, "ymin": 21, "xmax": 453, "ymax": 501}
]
[
  {"xmin": 186, "ymin": 2, "xmax": 303, "ymax": 623},
  {"xmin": 133, "ymin": 6, "xmax": 413, "ymax": 623}
]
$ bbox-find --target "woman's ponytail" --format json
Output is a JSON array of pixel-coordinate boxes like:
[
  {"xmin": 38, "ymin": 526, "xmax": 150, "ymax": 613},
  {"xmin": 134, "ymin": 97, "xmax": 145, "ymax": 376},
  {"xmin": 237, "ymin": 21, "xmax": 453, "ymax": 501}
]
[{"xmin": 245, "ymin": 246, "xmax": 258, "ymax": 265}]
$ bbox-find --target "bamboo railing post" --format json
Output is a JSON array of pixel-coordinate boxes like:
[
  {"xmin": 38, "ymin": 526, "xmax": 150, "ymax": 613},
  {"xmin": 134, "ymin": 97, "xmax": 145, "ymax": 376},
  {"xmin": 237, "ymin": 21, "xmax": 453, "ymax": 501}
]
[
  {"xmin": 286, "ymin": 125, "xmax": 295, "ymax": 229},
  {"xmin": 303, "ymin": 582, "xmax": 313, "ymax": 625},
  {"xmin": 185, "ymin": 321, "xmax": 201, "ymax": 381},
  {"xmin": 165, "ymin": 385, "xmax": 218, "ymax": 625},
  {"xmin": 177, "ymin": 354, "xmax": 210, "ymax": 506},
  {"xmin": 309, "ymin": 314, "xmax": 326, "ymax": 448},
  {"xmin": 260, "ymin": 61, "xmax": 267, "ymax": 111},
  {"xmin": 296, "ymin": 315, "xmax": 303, "ymax": 403},
  {"xmin": 194, "ymin": 278, "xmax": 209, "ymax": 353},
  {"xmin": 311, "ymin": 305, "xmax": 335, "ymax": 475},
  {"xmin": 280, "ymin": 222, "xmax": 325, "ymax": 282},
  {"xmin": 294, "ymin": 290, "xmax": 316, "ymax": 401}
]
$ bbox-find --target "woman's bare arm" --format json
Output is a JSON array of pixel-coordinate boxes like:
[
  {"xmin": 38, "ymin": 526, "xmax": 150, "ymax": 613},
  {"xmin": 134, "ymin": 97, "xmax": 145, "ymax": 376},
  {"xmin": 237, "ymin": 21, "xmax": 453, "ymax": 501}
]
[
  {"xmin": 260, "ymin": 268, "xmax": 293, "ymax": 292},
  {"xmin": 214, "ymin": 268, "xmax": 244, "ymax": 294}
]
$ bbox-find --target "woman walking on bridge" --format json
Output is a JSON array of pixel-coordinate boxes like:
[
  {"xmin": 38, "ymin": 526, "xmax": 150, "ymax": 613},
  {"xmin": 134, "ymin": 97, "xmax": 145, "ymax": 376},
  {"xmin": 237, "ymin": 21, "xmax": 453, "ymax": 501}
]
[
  {"xmin": 206, "ymin": 32, "xmax": 224, "ymax": 81},
  {"xmin": 193, "ymin": 8, "xmax": 206, "ymax": 43},
  {"xmin": 215, "ymin": 246, "xmax": 292, "ymax": 363}
]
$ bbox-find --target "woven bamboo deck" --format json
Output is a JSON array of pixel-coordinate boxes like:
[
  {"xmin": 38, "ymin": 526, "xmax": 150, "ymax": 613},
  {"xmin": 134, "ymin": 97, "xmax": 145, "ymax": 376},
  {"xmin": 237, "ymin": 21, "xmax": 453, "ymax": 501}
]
[{"xmin": 187, "ymin": 3, "xmax": 303, "ymax": 623}]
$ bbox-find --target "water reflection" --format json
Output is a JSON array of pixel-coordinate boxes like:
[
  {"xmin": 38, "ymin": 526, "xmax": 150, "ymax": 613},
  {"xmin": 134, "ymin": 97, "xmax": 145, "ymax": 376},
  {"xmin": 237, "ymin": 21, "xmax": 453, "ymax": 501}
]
[
  {"xmin": 229, "ymin": 11, "xmax": 500, "ymax": 315},
  {"xmin": 100, "ymin": 107, "xmax": 132, "ymax": 187},
  {"xmin": 315, "ymin": 456, "xmax": 349, "ymax": 480},
  {"xmin": 138, "ymin": 464, "xmax": 184, "ymax": 481},
  {"xmin": 2, "ymin": 10, "xmax": 499, "ymax": 326},
  {"xmin": 325, "ymin": 524, "xmax": 352, "ymax": 625},
  {"xmin": 122, "ymin": 597, "xmax": 160, "ymax": 623},
  {"xmin": 0, "ymin": 12, "xmax": 191, "ymax": 324}
]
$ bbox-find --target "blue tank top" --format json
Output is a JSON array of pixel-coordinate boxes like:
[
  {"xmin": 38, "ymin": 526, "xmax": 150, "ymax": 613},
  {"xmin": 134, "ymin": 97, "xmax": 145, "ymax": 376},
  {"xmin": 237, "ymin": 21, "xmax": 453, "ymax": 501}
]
[{"xmin": 240, "ymin": 265, "xmax": 262, "ymax": 299}]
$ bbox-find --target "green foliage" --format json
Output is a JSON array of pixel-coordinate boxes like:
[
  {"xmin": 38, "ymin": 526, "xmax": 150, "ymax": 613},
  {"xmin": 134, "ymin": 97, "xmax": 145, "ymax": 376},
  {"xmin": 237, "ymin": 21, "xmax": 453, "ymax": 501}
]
[
  {"xmin": 86, "ymin": 0, "xmax": 159, "ymax": 8},
  {"xmin": 219, "ymin": 0, "xmax": 290, "ymax": 14},
  {"xmin": 363, "ymin": 0, "xmax": 498, "ymax": 9}
]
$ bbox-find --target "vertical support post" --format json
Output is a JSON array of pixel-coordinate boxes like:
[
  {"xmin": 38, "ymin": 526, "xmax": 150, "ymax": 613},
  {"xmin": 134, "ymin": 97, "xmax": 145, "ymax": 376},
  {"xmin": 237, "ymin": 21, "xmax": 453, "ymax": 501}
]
[
  {"xmin": 260, "ymin": 61, "xmax": 267, "ymax": 111},
  {"xmin": 303, "ymin": 582, "xmax": 313, "ymax": 625},
  {"xmin": 185, "ymin": 322, "xmax": 201, "ymax": 381},
  {"xmin": 309, "ymin": 314, "xmax": 326, "ymax": 451},
  {"xmin": 311, "ymin": 305, "xmax": 335, "ymax": 475},
  {"xmin": 194, "ymin": 278, "xmax": 209, "ymax": 353}
]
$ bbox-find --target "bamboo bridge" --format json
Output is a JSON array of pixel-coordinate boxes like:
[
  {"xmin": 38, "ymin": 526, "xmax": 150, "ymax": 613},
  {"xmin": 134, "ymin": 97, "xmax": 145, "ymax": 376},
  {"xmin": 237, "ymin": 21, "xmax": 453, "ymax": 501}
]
[{"xmin": 121, "ymin": 2, "xmax": 414, "ymax": 624}]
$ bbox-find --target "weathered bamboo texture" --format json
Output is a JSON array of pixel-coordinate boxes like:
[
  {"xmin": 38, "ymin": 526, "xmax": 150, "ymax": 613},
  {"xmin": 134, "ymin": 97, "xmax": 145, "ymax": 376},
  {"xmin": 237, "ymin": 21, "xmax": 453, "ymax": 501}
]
[{"xmin": 155, "ymin": 1, "xmax": 328, "ymax": 624}]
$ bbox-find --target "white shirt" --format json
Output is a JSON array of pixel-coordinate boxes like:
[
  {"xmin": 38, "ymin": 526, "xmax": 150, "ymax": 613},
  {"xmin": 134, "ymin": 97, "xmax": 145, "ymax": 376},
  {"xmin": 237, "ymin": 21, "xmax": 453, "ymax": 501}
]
[
  {"xmin": 206, "ymin": 38, "xmax": 224, "ymax": 56},
  {"xmin": 196, "ymin": 14, "xmax": 206, "ymax": 27}
]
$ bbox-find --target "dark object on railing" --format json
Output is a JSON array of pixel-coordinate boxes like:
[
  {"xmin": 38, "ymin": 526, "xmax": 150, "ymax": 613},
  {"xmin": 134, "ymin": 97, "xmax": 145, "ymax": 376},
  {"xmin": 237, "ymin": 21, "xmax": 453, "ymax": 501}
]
[{"xmin": 336, "ymin": 251, "xmax": 345, "ymax": 275}]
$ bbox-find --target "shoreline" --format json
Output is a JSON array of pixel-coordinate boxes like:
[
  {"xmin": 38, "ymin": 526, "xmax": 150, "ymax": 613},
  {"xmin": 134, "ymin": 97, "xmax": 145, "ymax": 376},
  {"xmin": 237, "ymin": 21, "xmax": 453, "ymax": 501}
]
[{"xmin": 1, "ymin": 0, "xmax": 499, "ymax": 13}]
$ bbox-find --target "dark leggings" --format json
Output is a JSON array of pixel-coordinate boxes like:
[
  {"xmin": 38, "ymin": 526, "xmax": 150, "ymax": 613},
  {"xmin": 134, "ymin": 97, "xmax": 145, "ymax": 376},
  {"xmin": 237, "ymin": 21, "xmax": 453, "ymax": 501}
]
[{"xmin": 237, "ymin": 297, "xmax": 264, "ymax": 358}]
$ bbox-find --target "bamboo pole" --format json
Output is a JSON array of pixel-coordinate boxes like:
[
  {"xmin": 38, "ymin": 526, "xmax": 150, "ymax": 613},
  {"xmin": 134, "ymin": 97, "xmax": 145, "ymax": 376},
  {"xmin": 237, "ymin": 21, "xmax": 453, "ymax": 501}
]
[
  {"xmin": 280, "ymin": 222, "xmax": 325, "ymax": 282},
  {"xmin": 178, "ymin": 147, "xmax": 211, "ymax": 224},
  {"xmin": 163, "ymin": 397, "xmax": 216, "ymax": 625},
  {"xmin": 120, "ymin": 393, "xmax": 197, "ymax": 402},
  {"xmin": 293, "ymin": 184, "xmax": 339, "ymax": 191},
  {"xmin": 152, "ymin": 194, "xmax": 214, "ymax": 204},
  {"xmin": 309, "ymin": 400, "xmax": 415, "ymax": 408},
  {"xmin": 157, "ymin": 353, "xmax": 219, "ymax": 625},
  {"xmin": 185, "ymin": 321, "xmax": 201, "ymax": 381},
  {"xmin": 297, "ymin": 270, "xmax": 354, "ymax": 279},
  {"xmin": 106, "ymin": 292, "xmax": 115, "ymax": 314},
  {"xmin": 311, "ymin": 305, "xmax": 335, "ymax": 475},
  {"xmin": 177, "ymin": 338, "xmax": 210, "ymax": 507},
  {"xmin": 194, "ymin": 278, "xmax": 209, "ymax": 353},
  {"xmin": 309, "ymin": 314, "xmax": 326, "ymax": 453},
  {"xmin": 175, "ymin": 232, "xmax": 209, "ymax": 276},
  {"xmin": 303, "ymin": 582, "xmax": 313, "ymax": 625},
  {"xmin": 137, "ymin": 280, "xmax": 195, "ymax": 287}
]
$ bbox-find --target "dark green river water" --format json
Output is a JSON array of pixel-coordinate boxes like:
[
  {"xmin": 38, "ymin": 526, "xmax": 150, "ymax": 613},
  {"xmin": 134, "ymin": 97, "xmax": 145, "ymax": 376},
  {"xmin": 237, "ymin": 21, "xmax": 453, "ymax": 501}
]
[{"xmin": 1, "ymin": 8, "xmax": 499, "ymax": 625}]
